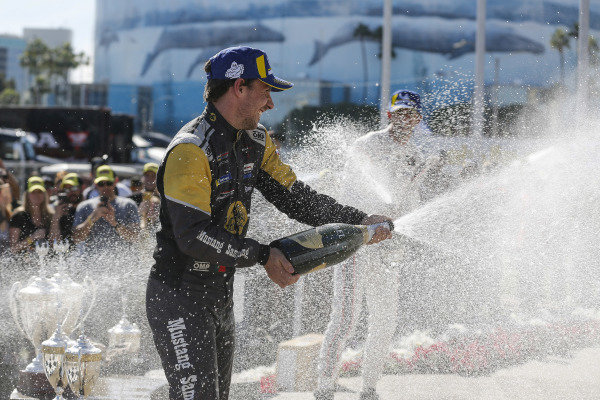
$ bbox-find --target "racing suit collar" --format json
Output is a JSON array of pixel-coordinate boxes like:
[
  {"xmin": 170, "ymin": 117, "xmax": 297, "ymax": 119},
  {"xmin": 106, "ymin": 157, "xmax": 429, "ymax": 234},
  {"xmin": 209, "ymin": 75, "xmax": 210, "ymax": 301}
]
[{"xmin": 204, "ymin": 102, "xmax": 241, "ymax": 142}]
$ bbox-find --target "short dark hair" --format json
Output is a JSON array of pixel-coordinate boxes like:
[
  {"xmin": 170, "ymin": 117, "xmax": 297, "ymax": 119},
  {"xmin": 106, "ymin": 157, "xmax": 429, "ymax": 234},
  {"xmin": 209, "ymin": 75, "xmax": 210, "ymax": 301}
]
[{"xmin": 203, "ymin": 60, "xmax": 256, "ymax": 103}]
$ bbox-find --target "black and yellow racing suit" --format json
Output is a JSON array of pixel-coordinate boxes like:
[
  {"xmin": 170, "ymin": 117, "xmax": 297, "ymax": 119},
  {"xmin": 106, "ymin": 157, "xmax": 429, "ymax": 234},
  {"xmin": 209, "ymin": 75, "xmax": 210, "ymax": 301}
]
[{"xmin": 146, "ymin": 103, "xmax": 366, "ymax": 400}]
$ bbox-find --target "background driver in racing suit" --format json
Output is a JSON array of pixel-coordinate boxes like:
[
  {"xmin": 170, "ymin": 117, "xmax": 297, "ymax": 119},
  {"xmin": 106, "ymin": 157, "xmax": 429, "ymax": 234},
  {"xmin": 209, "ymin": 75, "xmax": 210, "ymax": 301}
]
[{"xmin": 316, "ymin": 90, "xmax": 438, "ymax": 400}]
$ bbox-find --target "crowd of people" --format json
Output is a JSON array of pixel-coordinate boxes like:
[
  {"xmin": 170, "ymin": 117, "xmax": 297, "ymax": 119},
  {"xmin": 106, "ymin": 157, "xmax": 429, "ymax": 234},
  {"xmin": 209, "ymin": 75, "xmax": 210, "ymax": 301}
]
[{"xmin": 0, "ymin": 158, "xmax": 161, "ymax": 254}]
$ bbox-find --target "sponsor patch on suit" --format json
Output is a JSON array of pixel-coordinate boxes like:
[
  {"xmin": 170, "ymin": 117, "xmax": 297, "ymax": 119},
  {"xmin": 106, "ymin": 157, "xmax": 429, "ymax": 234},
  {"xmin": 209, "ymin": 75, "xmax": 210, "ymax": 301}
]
[
  {"xmin": 216, "ymin": 173, "xmax": 232, "ymax": 186},
  {"xmin": 192, "ymin": 261, "xmax": 210, "ymax": 271},
  {"xmin": 216, "ymin": 189, "xmax": 234, "ymax": 200}
]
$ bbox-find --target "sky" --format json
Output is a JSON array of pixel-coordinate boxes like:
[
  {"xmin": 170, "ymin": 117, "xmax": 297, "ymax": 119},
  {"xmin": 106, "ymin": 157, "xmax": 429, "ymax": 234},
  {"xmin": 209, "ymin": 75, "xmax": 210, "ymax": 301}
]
[{"xmin": 0, "ymin": 0, "xmax": 96, "ymax": 82}]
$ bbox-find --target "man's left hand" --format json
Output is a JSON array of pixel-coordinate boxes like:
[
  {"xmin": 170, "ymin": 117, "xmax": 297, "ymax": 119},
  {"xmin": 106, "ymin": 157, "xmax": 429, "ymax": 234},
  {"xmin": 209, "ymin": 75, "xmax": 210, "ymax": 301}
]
[
  {"xmin": 361, "ymin": 214, "xmax": 393, "ymax": 244},
  {"xmin": 103, "ymin": 203, "xmax": 118, "ymax": 226}
]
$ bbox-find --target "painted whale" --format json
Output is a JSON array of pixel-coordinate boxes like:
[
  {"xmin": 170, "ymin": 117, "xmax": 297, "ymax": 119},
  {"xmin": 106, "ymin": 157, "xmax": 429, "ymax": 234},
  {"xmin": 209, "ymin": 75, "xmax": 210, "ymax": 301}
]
[
  {"xmin": 141, "ymin": 23, "xmax": 285, "ymax": 76},
  {"xmin": 309, "ymin": 18, "xmax": 545, "ymax": 66}
]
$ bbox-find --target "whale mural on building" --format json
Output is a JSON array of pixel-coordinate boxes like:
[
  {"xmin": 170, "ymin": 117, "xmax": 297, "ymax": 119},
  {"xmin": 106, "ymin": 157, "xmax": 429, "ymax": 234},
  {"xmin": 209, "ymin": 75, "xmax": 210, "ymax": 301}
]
[
  {"xmin": 94, "ymin": 0, "xmax": 590, "ymax": 131},
  {"xmin": 98, "ymin": 0, "xmax": 599, "ymax": 32},
  {"xmin": 309, "ymin": 18, "xmax": 545, "ymax": 66},
  {"xmin": 140, "ymin": 23, "xmax": 285, "ymax": 76}
]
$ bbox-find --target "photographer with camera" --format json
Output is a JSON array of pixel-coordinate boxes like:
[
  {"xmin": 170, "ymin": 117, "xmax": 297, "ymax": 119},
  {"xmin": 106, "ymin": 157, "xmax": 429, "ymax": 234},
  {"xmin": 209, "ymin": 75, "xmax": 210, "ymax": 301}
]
[
  {"xmin": 9, "ymin": 176, "xmax": 54, "ymax": 253},
  {"xmin": 129, "ymin": 163, "xmax": 160, "ymax": 231},
  {"xmin": 72, "ymin": 168, "xmax": 140, "ymax": 249},
  {"xmin": 50, "ymin": 173, "xmax": 83, "ymax": 244}
]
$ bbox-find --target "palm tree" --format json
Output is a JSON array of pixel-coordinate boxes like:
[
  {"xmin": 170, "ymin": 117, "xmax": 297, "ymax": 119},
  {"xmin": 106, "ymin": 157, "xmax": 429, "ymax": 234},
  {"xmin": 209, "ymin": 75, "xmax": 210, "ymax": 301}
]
[
  {"xmin": 567, "ymin": 23, "xmax": 599, "ymax": 65},
  {"xmin": 588, "ymin": 36, "xmax": 599, "ymax": 65},
  {"xmin": 550, "ymin": 28, "xmax": 570, "ymax": 85},
  {"xmin": 353, "ymin": 23, "xmax": 372, "ymax": 102},
  {"xmin": 20, "ymin": 39, "xmax": 51, "ymax": 104}
]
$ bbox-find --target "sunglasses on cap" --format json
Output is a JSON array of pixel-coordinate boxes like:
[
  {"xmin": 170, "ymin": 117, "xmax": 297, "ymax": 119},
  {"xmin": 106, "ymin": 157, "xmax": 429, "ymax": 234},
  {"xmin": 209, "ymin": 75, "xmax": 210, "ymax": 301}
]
[{"xmin": 96, "ymin": 181, "xmax": 114, "ymax": 188}]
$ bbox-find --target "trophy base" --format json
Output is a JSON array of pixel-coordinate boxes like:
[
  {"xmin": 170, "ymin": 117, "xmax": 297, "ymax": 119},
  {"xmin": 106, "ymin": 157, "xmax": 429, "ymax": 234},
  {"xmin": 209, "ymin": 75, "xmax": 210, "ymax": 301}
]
[{"xmin": 16, "ymin": 370, "xmax": 76, "ymax": 399}]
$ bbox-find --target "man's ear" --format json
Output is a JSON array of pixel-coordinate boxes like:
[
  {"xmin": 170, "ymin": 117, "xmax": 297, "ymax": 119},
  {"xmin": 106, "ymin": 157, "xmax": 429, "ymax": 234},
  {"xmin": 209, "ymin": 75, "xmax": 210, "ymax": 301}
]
[{"xmin": 233, "ymin": 78, "xmax": 245, "ymax": 96}]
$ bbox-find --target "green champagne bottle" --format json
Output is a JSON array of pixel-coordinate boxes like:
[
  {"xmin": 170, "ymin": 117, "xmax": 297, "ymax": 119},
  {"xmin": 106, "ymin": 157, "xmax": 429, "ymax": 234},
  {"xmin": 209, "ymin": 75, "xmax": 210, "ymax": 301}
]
[{"xmin": 270, "ymin": 221, "xmax": 394, "ymax": 275}]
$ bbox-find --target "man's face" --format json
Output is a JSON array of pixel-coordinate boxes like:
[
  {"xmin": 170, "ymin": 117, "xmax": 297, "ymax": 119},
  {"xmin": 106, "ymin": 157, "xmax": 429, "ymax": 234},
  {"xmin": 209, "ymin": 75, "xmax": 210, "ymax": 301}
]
[
  {"xmin": 63, "ymin": 184, "xmax": 82, "ymax": 202},
  {"xmin": 238, "ymin": 80, "xmax": 274, "ymax": 130},
  {"xmin": 389, "ymin": 108, "xmax": 422, "ymax": 130},
  {"xmin": 142, "ymin": 171, "xmax": 157, "ymax": 191},
  {"xmin": 388, "ymin": 108, "xmax": 422, "ymax": 144},
  {"xmin": 96, "ymin": 180, "xmax": 115, "ymax": 198}
]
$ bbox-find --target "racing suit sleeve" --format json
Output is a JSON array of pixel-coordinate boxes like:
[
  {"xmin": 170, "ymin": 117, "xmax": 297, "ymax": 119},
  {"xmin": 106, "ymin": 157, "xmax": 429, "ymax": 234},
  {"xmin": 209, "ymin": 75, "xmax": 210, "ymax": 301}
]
[
  {"xmin": 256, "ymin": 134, "xmax": 367, "ymax": 227},
  {"xmin": 163, "ymin": 143, "xmax": 269, "ymax": 268}
]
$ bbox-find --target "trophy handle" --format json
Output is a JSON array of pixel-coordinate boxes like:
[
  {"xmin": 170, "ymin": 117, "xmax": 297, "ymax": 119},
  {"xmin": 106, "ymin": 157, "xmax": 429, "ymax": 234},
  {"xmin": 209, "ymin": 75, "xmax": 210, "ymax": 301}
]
[
  {"xmin": 73, "ymin": 276, "xmax": 97, "ymax": 331},
  {"xmin": 8, "ymin": 281, "xmax": 27, "ymax": 338}
]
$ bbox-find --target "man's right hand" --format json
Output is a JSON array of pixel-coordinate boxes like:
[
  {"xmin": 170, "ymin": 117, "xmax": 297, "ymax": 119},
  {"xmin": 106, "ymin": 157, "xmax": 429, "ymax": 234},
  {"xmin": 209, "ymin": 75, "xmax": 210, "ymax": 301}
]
[
  {"xmin": 89, "ymin": 205, "xmax": 108, "ymax": 224},
  {"xmin": 264, "ymin": 247, "xmax": 299, "ymax": 288}
]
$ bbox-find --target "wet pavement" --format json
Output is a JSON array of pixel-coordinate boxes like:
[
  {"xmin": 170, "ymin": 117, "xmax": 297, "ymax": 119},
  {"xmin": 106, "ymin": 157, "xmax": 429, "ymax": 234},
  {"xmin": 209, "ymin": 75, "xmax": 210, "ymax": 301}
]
[{"xmin": 272, "ymin": 347, "xmax": 600, "ymax": 400}]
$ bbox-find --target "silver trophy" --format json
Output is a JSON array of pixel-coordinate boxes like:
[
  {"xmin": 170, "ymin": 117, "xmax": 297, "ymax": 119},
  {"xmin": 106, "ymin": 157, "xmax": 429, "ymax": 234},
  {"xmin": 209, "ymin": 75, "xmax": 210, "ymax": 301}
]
[
  {"xmin": 65, "ymin": 334, "xmax": 102, "ymax": 398},
  {"xmin": 8, "ymin": 241, "xmax": 96, "ymax": 397},
  {"xmin": 49, "ymin": 240, "xmax": 97, "ymax": 335},
  {"xmin": 9, "ymin": 242, "xmax": 62, "ymax": 379},
  {"xmin": 107, "ymin": 293, "xmax": 141, "ymax": 356},
  {"xmin": 41, "ymin": 317, "xmax": 70, "ymax": 400},
  {"xmin": 9, "ymin": 241, "xmax": 62, "ymax": 397}
]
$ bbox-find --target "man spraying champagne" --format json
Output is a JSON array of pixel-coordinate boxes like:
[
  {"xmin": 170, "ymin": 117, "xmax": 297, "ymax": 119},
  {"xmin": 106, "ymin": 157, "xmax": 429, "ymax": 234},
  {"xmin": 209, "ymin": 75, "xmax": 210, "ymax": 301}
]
[{"xmin": 145, "ymin": 46, "xmax": 394, "ymax": 400}]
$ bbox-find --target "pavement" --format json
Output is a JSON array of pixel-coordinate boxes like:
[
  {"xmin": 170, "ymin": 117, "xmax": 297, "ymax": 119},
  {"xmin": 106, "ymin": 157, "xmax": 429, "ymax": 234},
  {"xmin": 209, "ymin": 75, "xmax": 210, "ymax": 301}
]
[
  {"xmin": 12, "ymin": 347, "xmax": 599, "ymax": 399},
  {"xmin": 270, "ymin": 347, "xmax": 600, "ymax": 400}
]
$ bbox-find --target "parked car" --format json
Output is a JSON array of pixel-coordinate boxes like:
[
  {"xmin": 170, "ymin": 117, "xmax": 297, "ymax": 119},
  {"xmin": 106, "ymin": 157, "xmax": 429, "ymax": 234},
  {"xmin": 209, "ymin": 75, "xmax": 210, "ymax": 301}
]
[
  {"xmin": 131, "ymin": 134, "xmax": 166, "ymax": 165},
  {"xmin": 137, "ymin": 131, "xmax": 172, "ymax": 148},
  {"xmin": 0, "ymin": 128, "xmax": 62, "ymax": 185}
]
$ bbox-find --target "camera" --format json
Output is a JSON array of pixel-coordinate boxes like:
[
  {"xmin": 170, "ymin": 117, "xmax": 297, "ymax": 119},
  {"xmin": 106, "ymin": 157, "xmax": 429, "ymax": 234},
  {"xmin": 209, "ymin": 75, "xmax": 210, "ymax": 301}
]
[
  {"xmin": 57, "ymin": 192, "xmax": 68, "ymax": 204},
  {"xmin": 99, "ymin": 195, "xmax": 109, "ymax": 207}
]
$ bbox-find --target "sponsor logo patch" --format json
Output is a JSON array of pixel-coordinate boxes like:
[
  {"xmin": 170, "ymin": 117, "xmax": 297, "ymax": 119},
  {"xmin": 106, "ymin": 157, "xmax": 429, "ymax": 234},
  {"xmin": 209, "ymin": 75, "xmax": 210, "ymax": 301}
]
[
  {"xmin": 167, "ymin": 318, "xmax": 192, "ymax": 372},
  {"xmin": 251, "ymin": 130, "xmax": 265, "ymax": 141},
  {"xmin": 225, "ymin": 61, "xmax": 244, "ymax": 79},
  {"xmin": 180, "ymin": 374, "xmax": 197, "ymax": 399},
  {"xmin": 209, "ymin": 113, "xmax": 217, "ymax": 122},
  {"xmin": 243, "ymin": 163, "xmax": 254, "ymax": 173},
  {"xmin": 216, "ymin": 189, "xmax": 234, "ymax": 200},
  {"xmin": 224, "ymin": 201, "xmax": 248, "ymax": 235},
  {"xmin": 216, "ymin": 173, "xmax": 232, "ymax": 186},
  {"xmin": 196, "ymin": 231, "xmax": 225, "ymax": 253},
  {"xmin": 225, "ymin": 244, "xmax": 249, "ymax": 259},
  {"xmin": 243, "ymin": 172, "xmax": 253, "ymax": 179},
  {"xmin": 245, "ymin": 186, "xmax": 253, "ymax": 193},
  {"xmin": 204, "ymin": 145, "xmax": 213, "ymax": 160},
  {"xmin": 217, "ymin": 152, "xmax": 229, "ymax": 162},
  {"xmin": 192, "ymin": 261, "xmax": 210, "ymax": 272}
]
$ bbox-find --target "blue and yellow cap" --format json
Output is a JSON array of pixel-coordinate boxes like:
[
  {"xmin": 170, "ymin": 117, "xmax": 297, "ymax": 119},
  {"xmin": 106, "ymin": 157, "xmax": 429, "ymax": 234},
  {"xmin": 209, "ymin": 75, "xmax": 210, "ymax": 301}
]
[
  {"xmin": 207, "ymin": 46, "xmax": 293, "ymax": 92},
  {"xmin": 390, "ymin": 90, "xmax": 422, "ymax": 113}
]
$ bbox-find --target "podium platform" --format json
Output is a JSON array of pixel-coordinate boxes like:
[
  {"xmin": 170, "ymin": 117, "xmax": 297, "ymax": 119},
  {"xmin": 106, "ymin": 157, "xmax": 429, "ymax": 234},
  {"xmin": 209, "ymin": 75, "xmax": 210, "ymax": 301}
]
[{"xmin": 10, "ymin": 372, "xmax": 167, "ymax": 400}]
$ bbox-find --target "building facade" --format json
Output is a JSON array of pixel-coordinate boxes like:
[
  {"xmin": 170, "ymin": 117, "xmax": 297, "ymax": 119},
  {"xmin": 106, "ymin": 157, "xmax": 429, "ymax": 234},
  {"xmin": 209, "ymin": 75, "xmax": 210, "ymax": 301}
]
[
  {"xmin": 94, "ymin": 0, "xmax": 595, "ymax": 134},
  {"xmin": 0, "ymin": 35, "xmax": 27, "ymax": 94}
]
